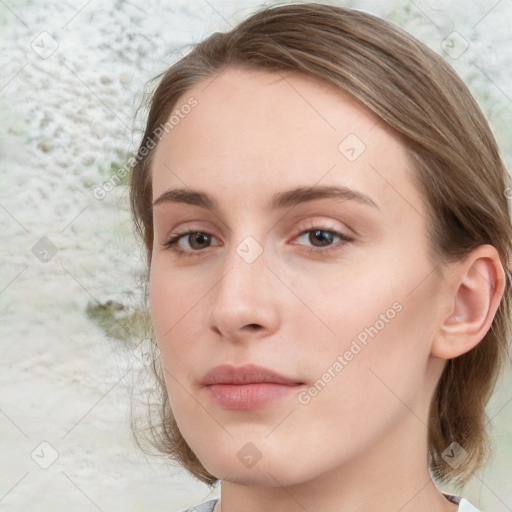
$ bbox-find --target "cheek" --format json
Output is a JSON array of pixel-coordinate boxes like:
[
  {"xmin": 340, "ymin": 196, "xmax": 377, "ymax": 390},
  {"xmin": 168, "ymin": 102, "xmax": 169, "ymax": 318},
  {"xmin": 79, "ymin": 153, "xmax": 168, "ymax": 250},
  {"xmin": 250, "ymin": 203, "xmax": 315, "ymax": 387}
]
[
  {"xmin": 287, "ymin": 274, "xmax": 437, "ymax": 475},
  {"xmin": 148, "ymin": 262, "xmax": 210, "ymax": 408},
  {"xmin": 149, "ymin": 265, "xmax": 191, "ymax": 382},
  {"xmin": 300, "ymin": 248, "xmax": 439, "ymax": 408},
  {"xmin": 149, "ymin": 269, "xmax": 171, "ymax": 347},
  {"xmin": 149, "ymin": 261, "xmax": 201, "ymax": 342}
]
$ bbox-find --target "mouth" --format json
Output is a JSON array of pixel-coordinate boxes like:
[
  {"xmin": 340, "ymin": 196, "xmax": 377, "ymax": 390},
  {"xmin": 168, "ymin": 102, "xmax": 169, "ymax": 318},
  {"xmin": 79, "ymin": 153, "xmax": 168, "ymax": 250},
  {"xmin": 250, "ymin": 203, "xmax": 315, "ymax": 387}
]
[{"xmin": 200, "ymin": 364, "xmax": 304, "ymax": 410}]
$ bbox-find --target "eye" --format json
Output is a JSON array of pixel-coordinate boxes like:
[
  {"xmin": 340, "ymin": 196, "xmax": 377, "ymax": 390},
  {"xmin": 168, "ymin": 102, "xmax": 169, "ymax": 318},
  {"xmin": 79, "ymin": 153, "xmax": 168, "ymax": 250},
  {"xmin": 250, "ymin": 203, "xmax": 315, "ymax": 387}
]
[
  {"xmin": 163, "ymin": 231, "xmax": 220, "ymax": 257},
  {"xmin": 294, "ymin": 227, "xmax": 352, "ymax": 255},
  {"xmin": 162, "ymin": 226, "xmax": 353, "ymax": 258}
]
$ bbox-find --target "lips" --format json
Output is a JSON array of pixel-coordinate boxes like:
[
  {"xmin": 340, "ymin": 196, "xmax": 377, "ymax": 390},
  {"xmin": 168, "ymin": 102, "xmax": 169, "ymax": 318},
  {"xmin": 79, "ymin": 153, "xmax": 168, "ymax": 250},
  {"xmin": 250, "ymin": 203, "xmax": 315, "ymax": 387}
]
[
  {"xmin": 201, "ymin": 364, "xmax": 302, "ymax": 386},
  {"xmin": 200, "ymin": 364, "xmax": 304, "ymax": 410}
]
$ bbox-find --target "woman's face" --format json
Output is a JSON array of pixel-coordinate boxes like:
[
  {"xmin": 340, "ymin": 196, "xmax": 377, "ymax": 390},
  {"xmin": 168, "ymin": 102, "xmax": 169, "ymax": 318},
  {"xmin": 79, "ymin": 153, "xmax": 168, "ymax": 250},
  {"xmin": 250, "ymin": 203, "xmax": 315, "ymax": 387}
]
[{"xmin": 149, "ymin": 67, "xmax": 450, "ymax": 486}]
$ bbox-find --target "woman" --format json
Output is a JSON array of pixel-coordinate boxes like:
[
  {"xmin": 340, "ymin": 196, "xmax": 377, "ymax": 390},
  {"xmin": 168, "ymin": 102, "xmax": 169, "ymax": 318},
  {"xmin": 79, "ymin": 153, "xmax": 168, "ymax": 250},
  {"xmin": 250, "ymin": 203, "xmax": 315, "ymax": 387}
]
[{"xmin": 129, "ymin": 3, "xmax": 511, "ymax": 511}]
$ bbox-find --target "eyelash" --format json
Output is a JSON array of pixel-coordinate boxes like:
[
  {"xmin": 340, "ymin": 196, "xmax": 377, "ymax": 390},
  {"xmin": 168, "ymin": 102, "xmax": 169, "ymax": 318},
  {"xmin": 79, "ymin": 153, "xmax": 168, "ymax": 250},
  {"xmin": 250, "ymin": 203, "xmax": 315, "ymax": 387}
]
[{"xmin": 162, "ymin": 225, "xmax": 353, "ymax": 258}]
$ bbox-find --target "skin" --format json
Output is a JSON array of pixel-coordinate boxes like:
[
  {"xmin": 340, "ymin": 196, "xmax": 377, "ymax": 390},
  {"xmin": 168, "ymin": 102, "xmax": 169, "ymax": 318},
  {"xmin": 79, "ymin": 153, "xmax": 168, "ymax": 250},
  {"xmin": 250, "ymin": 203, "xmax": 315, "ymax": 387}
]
[{"xmin": 149, "ymin": 67, "xmax": 505, "ymax": 512}]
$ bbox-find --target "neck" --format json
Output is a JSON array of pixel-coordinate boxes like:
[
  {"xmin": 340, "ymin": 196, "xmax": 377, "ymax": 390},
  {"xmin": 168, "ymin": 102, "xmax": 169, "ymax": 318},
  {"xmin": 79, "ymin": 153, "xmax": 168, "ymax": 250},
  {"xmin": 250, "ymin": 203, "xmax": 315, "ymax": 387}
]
[{"xmin": 216, "ymin": 411, "xmax": 458, "ymax": 512}]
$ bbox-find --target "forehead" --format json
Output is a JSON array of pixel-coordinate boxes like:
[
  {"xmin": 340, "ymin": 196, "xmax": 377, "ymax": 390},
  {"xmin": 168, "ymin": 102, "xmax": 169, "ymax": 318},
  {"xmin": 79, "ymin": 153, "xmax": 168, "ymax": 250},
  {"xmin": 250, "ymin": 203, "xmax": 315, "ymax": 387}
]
[{"xmin": 151, "ymin": 67, "xmax": 425, "ymax": 219}]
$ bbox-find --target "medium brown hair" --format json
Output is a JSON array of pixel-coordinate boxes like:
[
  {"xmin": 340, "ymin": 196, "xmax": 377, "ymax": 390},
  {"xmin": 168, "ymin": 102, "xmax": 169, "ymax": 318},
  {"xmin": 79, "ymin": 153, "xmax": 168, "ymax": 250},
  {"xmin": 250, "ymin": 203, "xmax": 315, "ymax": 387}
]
[{"xmin": 130, "ymin": 2, "xmax": 512, "ymax": 487}]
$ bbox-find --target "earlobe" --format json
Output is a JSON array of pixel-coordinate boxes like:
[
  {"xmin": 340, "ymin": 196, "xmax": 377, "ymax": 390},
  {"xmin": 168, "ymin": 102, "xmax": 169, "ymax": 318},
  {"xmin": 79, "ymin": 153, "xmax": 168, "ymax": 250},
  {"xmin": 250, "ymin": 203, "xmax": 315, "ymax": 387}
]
[{"xmin": 431, "ymin": 245, "xmax": 506, "ymax": 360}]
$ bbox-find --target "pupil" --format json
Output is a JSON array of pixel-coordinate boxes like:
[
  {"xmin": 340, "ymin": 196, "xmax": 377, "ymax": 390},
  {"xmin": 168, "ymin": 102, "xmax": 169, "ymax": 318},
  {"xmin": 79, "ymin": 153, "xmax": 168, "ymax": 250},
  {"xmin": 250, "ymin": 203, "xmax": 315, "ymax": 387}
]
[
  {"xmin": 191, "ymin": 232, "xmax": 209, "ymax": 249},
  {"xmin": 311, "ymin": 230, "xmax": 333, "ymax": 246}
]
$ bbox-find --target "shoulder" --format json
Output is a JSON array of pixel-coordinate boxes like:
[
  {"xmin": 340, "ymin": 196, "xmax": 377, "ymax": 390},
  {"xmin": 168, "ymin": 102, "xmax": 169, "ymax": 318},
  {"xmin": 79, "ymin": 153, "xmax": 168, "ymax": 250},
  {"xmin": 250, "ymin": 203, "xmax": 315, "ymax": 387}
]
[
  {"xmin": 179, "ymin": 498, "xmax": 218, "ymax": 512},
  {"xmin": 179, "ymin": 496, "xmax": 482, "ymax": 512},
  {"xmin": 442, "ymin": 493, "xmax": 482, "ymax": 512},
  {"xmin": 458, "ymin": 498, "xmax": 482, "ymax": 512}
]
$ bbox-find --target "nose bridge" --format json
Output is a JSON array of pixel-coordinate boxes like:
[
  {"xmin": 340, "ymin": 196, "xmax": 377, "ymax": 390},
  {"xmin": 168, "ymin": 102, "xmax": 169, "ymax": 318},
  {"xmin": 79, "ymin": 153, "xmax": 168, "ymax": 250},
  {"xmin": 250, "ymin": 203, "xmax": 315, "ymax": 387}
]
[
  {"xmin": 208, "ymin": 232, "xmax": 279, "ymax": 337},
  {"xmin": 216, "ymin": 234, "xmax": 268, "ymax": 309}
]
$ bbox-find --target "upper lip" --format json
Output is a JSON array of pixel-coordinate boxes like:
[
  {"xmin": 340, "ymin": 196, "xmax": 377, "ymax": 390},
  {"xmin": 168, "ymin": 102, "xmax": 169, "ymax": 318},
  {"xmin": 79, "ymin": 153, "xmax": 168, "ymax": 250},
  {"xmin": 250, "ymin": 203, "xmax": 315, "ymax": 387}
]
[{"xmin": 200, "ymin": 364, "xmax": 302, "ymax": 386}]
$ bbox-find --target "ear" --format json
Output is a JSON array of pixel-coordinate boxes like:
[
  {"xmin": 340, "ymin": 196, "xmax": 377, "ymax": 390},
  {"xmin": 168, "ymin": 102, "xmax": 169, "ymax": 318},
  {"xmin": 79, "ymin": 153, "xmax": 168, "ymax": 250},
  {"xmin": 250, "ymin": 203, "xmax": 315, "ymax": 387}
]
[{"xmin": 431, "ymin": 245, "xmax": 507, "ymax": 359}]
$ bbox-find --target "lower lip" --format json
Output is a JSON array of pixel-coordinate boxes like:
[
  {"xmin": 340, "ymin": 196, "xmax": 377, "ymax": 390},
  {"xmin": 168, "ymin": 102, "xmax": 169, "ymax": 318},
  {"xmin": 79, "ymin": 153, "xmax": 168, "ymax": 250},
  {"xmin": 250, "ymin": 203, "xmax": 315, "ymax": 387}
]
[{"xmin": 205, "ymin": 383, "xmax": 302, "ymax": 410}]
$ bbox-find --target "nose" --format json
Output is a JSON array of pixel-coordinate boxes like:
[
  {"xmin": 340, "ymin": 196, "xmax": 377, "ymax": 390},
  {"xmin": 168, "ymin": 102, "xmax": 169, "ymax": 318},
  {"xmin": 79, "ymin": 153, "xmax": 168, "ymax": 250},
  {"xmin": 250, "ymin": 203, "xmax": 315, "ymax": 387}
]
[{"xmin": 208, "ymin": 238, "xmax": 280, "ymax": 343}]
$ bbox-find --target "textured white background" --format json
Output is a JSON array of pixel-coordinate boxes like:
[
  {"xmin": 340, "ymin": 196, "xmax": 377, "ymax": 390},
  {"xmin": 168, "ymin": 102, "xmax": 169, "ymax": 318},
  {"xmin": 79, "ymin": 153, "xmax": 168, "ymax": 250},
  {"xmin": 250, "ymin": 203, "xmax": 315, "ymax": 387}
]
[{"xmin": 0, "ymin": 1, "xmax": 511, "ymax": 511}]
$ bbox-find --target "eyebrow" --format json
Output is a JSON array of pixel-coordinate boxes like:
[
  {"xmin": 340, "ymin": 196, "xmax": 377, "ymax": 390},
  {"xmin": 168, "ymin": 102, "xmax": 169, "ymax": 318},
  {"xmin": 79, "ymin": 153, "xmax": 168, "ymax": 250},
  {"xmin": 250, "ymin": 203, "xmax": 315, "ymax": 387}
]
[{"xmin": 152, "ymin": 185, "xmax": 379, "ymax": 211}]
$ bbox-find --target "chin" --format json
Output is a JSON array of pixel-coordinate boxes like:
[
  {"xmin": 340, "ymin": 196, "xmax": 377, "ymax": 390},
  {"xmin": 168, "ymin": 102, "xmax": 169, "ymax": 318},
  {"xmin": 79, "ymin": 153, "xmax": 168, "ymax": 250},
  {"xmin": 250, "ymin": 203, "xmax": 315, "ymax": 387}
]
[{"xmin": 198, "ymin": 448, "xmax": 313, "ymax": 488}]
